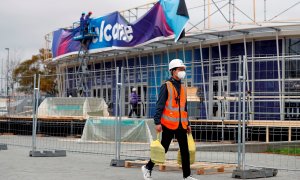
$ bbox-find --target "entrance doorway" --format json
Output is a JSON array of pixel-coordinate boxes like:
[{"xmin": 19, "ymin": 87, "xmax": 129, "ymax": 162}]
[
  {"xmin": 211, "ymin": 77, "xmax": 228, "ymax": 120},
  {"xmin": 125, "ymin": 84, "xmax": 147, "ymax": 117}
]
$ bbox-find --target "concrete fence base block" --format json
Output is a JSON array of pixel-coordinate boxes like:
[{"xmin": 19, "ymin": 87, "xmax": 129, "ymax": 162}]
[
  {"xmin": 110, "ymin": 159, "xmax": 125, "ymax": 167},
  {"xmin": 0, "ymin": 144, "xmax": 8, "ymax": 150},
  {"xmin": 29, "ymin": 150, "xmax": 67, "ymax": 157},
  {"xmin": 232, "ymin": 168, "xmax": 278, "ymax": 179}
]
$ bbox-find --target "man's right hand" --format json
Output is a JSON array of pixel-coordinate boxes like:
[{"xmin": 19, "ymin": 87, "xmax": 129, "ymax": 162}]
[{"xmin": 155, "ymin": 124, "xmax": 162, "ymax": 133}]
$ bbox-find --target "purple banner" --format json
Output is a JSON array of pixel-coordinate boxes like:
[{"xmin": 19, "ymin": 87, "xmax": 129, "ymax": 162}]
[{"xmin": 52, "ymin": 0, "xmax": 189, "ymax": 60}]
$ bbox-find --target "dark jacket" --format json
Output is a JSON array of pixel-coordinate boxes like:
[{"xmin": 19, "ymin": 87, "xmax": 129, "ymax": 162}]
[
  {"xmin": 85, "ymin": 15, "xmax": 91, "ymax": 26},
  {"xmin": 130, "ymin": 92, "xmax": 138, "ymax": 104},
  {"xmin": 80, "ymin": 16, "xmax": 85, "ymax": 29},
  {"xmin": 153, "ymin": 77, "xmax": 189, "ymax": 127}
]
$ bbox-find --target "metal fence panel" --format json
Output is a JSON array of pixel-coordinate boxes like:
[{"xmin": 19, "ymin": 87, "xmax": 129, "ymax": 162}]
[
  {"xmin": 0, "ymin": 75, "xmax": 35, "ymax": 148},
  {"xmin": 1, "ymin": 55, "xmax": 299, "ymax": 175},
  {"xmin": 30, "ymin": 69, "xmax": 118, "ymax": 155}
]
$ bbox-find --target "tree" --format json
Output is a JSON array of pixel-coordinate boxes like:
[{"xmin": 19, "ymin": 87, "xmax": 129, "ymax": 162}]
[{"xmin": 12, "ymin": 48, "xmax": 57, "ymax": 96}]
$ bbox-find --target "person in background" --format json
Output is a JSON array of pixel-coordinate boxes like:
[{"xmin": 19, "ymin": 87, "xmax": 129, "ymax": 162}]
[
  {"xmin": 141, "ymin": 59, "xmax": 198, "ymax": 180},
  {"xmin": 79, "ymin": 12, "xmax": 85, "ymax": 35},
  {"xmin": 128, "ymin": 88, "xmax": 139, "ymax": 118},
  {"xmin": 84, "ymin": 11, "xmax": 93, "ymax": 33},
  {"xmin": 81, "ymin": 11, "xmax": 93, "ymax": 46}
]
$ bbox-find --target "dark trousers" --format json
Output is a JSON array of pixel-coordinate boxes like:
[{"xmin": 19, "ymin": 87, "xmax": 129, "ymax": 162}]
[
  {"xmin": 80, "ymin": 26, "xmax": 84, "ymax": 35},
  {"xmin": 146, "ymin": 125, "xmax": 191, "ymax": 178},
  {"xmin": 128, "ymin": 103, "xmax": 139, "ymax": 117}
]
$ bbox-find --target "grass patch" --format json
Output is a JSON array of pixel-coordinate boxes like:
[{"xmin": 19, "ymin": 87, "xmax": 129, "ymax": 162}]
[{"xmin": 266, "ymin": 147, "xmax": 300, "ymax": 156}]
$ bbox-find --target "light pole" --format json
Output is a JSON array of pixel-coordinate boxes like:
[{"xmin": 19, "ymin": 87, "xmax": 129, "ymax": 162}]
[
  {"xmin": 1, "ymin": 58, "xmax": 3, "ymax": 95},
  {"xmin": 5, "ymin": 48, "xmax": 9, "ymax": 115},
  {"xmin": 5, "ymin": 48, "xmax": 9, "ymax": 96}
]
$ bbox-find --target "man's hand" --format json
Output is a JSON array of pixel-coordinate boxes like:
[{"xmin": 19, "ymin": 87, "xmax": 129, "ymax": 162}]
[
  {"xmin": 187, "ymin": 125, "xmax": 192, "ymax": 134},
  {"xmin": 155, "ymin": 124, "xmax": 162, "ymax": 133}
]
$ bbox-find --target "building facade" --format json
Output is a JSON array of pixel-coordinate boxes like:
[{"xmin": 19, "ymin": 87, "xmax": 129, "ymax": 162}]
[{"xmin": 53, "ymin": 24, "xmax": 300, "ymax": 121}]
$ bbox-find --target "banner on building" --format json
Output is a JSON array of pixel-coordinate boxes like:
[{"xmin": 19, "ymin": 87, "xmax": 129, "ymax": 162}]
[{"xmin": 52, "ymin": 0, "xmax": 189, "ymax": 60}]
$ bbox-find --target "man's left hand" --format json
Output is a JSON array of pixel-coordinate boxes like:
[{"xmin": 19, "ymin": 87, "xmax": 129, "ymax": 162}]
[{"xmin": 187, "ymin": 126, "xmax": 192, "ymax": 134}]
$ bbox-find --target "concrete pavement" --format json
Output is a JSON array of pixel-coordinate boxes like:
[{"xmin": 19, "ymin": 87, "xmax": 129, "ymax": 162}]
[{"xmin": 0, "ymin": 146, "xmax": 299, "ymax": 180}]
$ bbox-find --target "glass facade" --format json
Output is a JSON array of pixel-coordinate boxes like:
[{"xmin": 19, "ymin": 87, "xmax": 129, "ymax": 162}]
[{"xmin": 64, "ymin": 38, "xmax": 300, "ymax": 121}]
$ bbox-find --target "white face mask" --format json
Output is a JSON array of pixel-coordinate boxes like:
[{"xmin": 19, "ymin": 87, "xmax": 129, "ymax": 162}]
[{"xmin": 177, "ymin": 71, "xmax": 186, "ymax": 79}]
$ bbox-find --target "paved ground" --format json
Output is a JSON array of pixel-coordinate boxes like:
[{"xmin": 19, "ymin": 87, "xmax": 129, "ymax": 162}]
[{"xmin": 1, "ymin": 146, "xmax": 300, "ymax": 180}]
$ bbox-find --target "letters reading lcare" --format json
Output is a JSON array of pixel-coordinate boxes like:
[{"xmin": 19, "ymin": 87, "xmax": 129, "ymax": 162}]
[
  {"xmin": 93, "ymin": 21, "xmax": 133, "ymax": 43},
  {"xmin": 52, "ymin": 0, "xmax": 190, "ymax": 59}
]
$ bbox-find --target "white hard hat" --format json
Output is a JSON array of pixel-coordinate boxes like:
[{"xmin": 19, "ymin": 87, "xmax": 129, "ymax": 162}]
[
  {"xmin": 169, "ymin": 59, "xmax": 186, "ymax": 70},
  {"xmin": 132, "ymin": 88, "xmax": 136, "ymax": 91}
]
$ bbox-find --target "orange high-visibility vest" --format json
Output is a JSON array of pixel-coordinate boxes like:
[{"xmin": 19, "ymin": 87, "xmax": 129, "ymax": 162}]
[{"xmin": 161, "ymin": 81, "xmax": 188, "ymax": 130}]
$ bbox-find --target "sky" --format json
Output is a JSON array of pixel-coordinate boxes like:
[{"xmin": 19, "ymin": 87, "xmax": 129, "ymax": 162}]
[
  {"xmin": 0, "ymin": 0, "xmax": 155, "ymax": 62},
  {"xmin": 0, "ymin": 0, "xmax": 299, "ymax": 64}
]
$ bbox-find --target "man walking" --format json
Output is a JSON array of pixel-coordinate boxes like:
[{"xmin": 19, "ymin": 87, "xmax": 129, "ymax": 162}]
[{"xmin": 141, "ymin": 59, "xmax": 198, "ymax": 180}]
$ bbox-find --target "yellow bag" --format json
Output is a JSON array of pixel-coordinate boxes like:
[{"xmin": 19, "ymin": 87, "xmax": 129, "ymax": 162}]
[
  {"xmin": 177, "ymin": 133, "xmax": 196, "ymax": 165},
  {"xmin": 150, "ymin": 133, "xmax": 165, "ymax": 164}
]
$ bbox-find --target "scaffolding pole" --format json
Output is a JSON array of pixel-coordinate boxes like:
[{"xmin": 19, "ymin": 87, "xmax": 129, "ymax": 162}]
[
  {"xmin": 253, "ymin": 0, "xmax": 256, "ymax": 23},
  {"xmin": 138, "ymin": 51, "xmax": 145, "ymax": 117},
  {"xmin": 243, "ymin": 35, "xmax": 252, "ymax": 120},
  {"xmin": 217, "ymin": 40, "xmax": 225, "ymax": 94},
  {"xmin": 229, "ymin": 0, "xmax": 231, "ymax": 27},
  {"xmin": 282, "ymin": 38, "xmax": 286, "ymax": 122},
  {"xmin": 232, "ymin": 0, "xmax": 235, "ymax": 27},
  {"xmin": 103, "ymin": 59, "xmax": 108, "ymax": 102},
  {"xmin": 242, "ymin": 55, "xmax": 247, "ymax": 170},
  {"xmin": 167, "ymin": 46, "xmax": 170, "ymax": 63},
  {"xmin": 152, "ymin": 50, "xmax": 158, "ymax": 100},
  {"xmin": 126, "ymin": 54, "xmax": 131, "ymax": 94},
  {"xmin": 237, "ymin": 55, "xmax": 242, "ymax": 170},
  {"xmin": 204, "ymin": 0, "xmax": 206, "ymax": 29},
  {"xmin": 251, "ymin": 39, "xmax": 255, "ymax": 120},
  {"xmin": 200, "ymin": 42, "xmax": 209, "ymax": 120},
  {"xmin": 182, "ymin": 44, "xmax": 188, "ymax": 87},
  {"xmin": 218, "ymin": 40, "xmax": 226, "ymax": 141},
  {"xmin": 264, "ymin": 0, "xmax": 267, "ymax": 21},
  {"xmin": 208, "ymin": 0, "xmax": 211, "ymax": 29},
  {"xmin": 276, "ymin": 31, "xmax": 284, "ymax": 121}
]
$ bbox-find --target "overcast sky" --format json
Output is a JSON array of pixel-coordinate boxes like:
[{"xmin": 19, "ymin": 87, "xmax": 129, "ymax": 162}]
[{"xmin": 0, "ymin": 0, "xmax": 299, "ymax": 63}]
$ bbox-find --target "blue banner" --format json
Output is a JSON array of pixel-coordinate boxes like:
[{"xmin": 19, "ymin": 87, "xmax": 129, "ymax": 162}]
[{"xmin": 52, "ymin": 0, "xmax": 189, "ymax": 60}]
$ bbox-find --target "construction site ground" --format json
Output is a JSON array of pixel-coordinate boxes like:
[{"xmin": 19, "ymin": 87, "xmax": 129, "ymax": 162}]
[{"xmin": 0, "ymin": 146, "xmax": 299, "ymax": 180}]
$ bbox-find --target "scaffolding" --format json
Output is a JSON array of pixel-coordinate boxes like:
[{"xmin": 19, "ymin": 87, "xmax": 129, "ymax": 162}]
[{"xmin": 72, "ymin": 21, "xmax": 98, "ymax": 97}]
